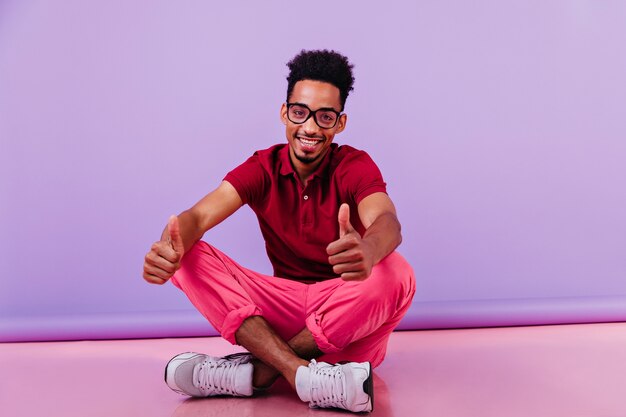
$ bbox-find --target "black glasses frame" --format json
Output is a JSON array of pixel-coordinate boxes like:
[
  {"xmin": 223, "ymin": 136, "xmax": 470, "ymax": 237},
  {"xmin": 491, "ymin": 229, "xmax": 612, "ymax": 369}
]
[{"xmin": 286, "ymin": 102, "xmax": 342, "ymax": 129}]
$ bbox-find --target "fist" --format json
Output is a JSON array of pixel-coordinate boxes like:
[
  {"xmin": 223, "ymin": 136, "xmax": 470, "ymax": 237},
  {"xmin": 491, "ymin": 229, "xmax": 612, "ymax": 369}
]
[
  {"xmin": 326, "ymin": 204, "xmax": 375, "ymax": 281},
  {"xmin": 143, "ymin": 215, "xmax": 185, "ymax": 285}
]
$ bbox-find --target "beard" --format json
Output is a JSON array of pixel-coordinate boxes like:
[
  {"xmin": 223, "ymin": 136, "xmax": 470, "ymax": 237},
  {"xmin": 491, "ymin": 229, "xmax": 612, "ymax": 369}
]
[{"xmin": 293, "ymin": 150, "xmax": 322, "ymax": 164}]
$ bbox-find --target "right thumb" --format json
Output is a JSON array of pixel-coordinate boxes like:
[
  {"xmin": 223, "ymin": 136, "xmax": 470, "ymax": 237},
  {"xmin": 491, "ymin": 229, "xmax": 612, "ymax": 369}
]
[{"xmin": 167, "ymin": 215, "xmax": 185, "ymax": 255}]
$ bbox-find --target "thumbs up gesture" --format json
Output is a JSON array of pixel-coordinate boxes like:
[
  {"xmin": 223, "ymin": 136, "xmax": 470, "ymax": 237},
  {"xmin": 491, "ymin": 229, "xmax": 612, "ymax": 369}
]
[
  {"xmin": 143, "ymin": 215, "xmax": 185, "ymax": 285},
  {"xmin": 166, "ymin": 215, "xmax": 186, "ymax": 256},
  {"xmin": 326, "ymin": 204, "xmax": 375, "ymax": 281}
]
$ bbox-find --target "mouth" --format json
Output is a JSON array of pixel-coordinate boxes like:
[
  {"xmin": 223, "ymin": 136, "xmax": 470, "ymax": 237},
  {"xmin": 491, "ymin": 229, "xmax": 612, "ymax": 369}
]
[{"xmin": 296, "ymin": 136, "xmax": 323, "ymax": 152}]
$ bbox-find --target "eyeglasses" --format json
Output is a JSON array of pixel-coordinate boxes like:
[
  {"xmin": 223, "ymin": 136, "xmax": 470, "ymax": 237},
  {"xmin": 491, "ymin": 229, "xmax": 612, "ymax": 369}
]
[{"xmin": 286, "ymin": 103, "xmax": 342, "ymax": 129}]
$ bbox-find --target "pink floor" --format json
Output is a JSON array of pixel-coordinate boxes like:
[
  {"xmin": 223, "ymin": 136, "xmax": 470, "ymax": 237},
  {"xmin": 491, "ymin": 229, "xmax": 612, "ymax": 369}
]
[{"xmin": 2, "ymin": 322, "xmax": 626, "ymax": 417}]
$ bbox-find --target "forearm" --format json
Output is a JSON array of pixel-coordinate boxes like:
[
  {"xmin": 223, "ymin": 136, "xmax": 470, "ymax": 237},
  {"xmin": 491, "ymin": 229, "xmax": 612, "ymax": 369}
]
[
  {"xmin": 159, "ymin": 209, "xmax": 204, "ymax": 255},
  {"xmin": 362, "ymin": 212, "xmax": 402, "ymax": 265},
  {"xmin": 158, "ymin": 181, "xmax": 243, "ymax": 256}
]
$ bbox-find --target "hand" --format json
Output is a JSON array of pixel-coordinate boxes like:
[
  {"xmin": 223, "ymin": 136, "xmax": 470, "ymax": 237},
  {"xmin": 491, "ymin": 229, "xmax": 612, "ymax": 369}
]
[
  {"xmin": 143, "ymin": 215, "xmax": 185, "ymax": 285},
  {"xmin": 326, "ymin": 203, "xmax": 375, "ymax": 281}
]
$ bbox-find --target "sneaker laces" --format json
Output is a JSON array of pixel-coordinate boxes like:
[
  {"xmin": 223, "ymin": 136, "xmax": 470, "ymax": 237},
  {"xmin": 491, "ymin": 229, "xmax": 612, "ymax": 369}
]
[
  {"xmin": 308, "ymin": 360, "xmax": 347, "ymax": 409},
  {"xmin": 193, "ymin": 354, "xmax": 250, "ymax": 396}
]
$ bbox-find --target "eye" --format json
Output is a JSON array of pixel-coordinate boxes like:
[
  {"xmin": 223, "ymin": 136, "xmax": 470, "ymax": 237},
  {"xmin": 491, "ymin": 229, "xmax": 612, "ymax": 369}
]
[
  {"xmin": 320, "ymin": 112, "xmax": 336, "ymax": 122},
  {"xmin": 289, "ymin": 106, "xmax": 308, "ymax": 119}
]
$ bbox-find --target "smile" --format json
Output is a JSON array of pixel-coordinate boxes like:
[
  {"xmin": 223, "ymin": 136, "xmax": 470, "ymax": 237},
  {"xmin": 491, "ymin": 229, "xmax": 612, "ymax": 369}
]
[{"xmin": 297, "ymin": 136, "xmax": 323, "ymax": 148}]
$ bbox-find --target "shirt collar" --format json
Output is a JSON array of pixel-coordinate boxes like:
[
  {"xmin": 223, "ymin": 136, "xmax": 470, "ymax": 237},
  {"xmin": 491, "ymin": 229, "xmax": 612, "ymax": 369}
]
[{"xmin": 278, "ymin": 143, "xmax": 336, "ymax": 180}]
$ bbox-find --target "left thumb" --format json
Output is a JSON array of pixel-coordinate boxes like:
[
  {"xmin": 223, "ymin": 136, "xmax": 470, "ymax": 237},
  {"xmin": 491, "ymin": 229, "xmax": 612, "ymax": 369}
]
[{"xmin": 338, "ymin": 203, "xmax": 354, "ymax": 238}]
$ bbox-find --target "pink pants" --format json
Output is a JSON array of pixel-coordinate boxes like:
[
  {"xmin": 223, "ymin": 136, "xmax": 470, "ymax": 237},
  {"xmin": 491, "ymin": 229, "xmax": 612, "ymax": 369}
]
[{"xmin": 171, "ymin": 241, "xmax": 415, "ymax": 368}]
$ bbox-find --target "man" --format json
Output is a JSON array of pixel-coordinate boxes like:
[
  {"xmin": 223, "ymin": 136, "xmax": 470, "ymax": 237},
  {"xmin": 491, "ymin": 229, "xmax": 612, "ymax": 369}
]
[{"xmin": 143, "ymin": 49, "xmax": 415, "ymax": 413}]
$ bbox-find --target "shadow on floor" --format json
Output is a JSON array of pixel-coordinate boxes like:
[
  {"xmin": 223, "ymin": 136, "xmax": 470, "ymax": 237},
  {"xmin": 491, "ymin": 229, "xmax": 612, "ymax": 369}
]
[{"xmin": 170, "ymin": 374, "xmax": 392, "ymax": 417}]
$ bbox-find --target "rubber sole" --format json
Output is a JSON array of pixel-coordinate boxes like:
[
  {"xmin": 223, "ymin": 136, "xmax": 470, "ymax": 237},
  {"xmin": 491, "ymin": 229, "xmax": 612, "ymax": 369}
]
[
  {"xmin": 164, "ymin": 352, "xmax": 200, "ymax": 395},
  {"xmin": 362, "ymin": 362, "xmax": 374, "ymax": 412}
]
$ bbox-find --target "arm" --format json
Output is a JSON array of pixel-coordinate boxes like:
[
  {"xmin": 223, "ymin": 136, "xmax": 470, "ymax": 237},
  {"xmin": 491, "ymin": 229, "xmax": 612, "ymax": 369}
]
[
  {"xmin": 143, "ymin": 180, "xmax": 243, "ymax": 285},
  {"xmin": 326, "ymin": 192, "xmax": 402, "ymax": 281},
  {"xmin": 357, "ymin": 192, "xmax": 402, "ymax": 265},
  {"xmin": 159, "ymin": 180, "xmax": 243, "ymax": 254}
]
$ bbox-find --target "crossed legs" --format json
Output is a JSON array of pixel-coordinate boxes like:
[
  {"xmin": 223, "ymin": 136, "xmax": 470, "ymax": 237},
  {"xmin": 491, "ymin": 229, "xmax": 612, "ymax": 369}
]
[
  {"xmin": 236, "ymin": 317, "xmax": 321, "ymax": 389},
  {"xmin": 170, "ymin": 241, "xmax": 415, "ymax": 389}
]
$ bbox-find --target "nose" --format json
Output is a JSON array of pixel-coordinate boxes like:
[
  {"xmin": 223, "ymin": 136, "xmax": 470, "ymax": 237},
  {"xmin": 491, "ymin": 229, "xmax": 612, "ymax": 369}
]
[{"xmin": 302, "ymin": 114, "xmax": 322, "ymax": 136}]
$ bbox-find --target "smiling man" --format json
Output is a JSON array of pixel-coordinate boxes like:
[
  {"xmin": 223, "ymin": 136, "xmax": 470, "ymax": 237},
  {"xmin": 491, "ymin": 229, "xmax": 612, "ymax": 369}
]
[{"xmin": 143, "ymin": 50, "xmax": 415, "ymax": 413}]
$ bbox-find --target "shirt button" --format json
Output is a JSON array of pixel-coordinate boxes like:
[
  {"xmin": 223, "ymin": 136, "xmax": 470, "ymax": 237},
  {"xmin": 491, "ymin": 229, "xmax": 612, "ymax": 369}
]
[{"xmin": 303, "ymin": 195, "xmax": 309, "ymax": 200}]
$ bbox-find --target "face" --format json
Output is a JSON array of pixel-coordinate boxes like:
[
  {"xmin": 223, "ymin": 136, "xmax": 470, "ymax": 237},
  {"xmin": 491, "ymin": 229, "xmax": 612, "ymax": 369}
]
[{"xmin": 280, "ymin": 80, "xmax": 347, "ymax": 170}]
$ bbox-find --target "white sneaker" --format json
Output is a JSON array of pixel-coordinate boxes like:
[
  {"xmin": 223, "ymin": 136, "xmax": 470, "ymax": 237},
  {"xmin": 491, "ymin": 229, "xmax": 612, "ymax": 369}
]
[
  {"xmin": 165, "ymin": 352, "xmax": 253, "ymax": 397},
  {"xmin": 295, "ymin": 360, "xmax": 373, "ymax": 413}
]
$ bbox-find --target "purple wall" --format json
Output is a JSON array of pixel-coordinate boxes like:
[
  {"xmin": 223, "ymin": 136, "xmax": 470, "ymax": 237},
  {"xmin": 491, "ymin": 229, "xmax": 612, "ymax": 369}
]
[{"xmin": 1, "ymin": 1, "xmax": 625, "ymax": 342}]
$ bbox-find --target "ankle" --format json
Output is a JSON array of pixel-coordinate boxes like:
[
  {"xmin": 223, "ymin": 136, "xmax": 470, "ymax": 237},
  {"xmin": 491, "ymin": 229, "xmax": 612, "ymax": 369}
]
[{"xmin": 251, "ymin": 358, "xmax": 280, "ymax": 389}]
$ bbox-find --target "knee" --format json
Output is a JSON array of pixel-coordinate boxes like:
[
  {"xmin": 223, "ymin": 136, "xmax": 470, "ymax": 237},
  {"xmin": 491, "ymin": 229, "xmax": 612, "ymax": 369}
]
[
  {"xmin": 175, "ymin": 241, "xmax": 223, "ymax": 284},
  {"xmin": 180, "ymin": 240, "xmax": 209, "ymax": 262},
  {"xmin": 181, "ymin": 240, "xmax": 223, "ymax": 268},
  {"xmin": 370, "ymin": 252, "xmax": 415, "ymax": 304}
]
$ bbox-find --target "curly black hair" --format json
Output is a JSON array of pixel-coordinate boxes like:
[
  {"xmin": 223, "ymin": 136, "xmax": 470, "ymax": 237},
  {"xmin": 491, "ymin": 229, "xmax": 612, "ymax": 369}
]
[{"xmin": 286, "ymin": 49, "xmax": 355, "ymax": 111}]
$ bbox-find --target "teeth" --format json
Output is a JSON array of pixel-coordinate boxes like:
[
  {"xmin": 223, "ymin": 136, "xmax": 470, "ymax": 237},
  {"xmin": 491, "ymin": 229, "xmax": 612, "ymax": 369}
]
[{"xmin": 300, "ymin": 138, "xmax": 319, "ymax": 146}]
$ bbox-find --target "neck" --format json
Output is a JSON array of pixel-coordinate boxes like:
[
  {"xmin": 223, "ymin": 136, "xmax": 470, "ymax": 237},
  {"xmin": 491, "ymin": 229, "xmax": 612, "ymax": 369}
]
[
  {"xmin": 293, "ymin": 160, "xmax": 319, "ymax": 185},
  {"xmin": 289, "ymin": 150, "xmax": 324, "ymax": 184}
]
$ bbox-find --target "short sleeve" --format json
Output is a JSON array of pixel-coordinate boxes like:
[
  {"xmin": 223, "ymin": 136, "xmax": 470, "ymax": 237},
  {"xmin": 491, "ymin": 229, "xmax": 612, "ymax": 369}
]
[
  {"xmin": 338, "ymin": 151, "xmax": 387, "ymax": 204},
  {"xmin": 223, "ymin": 153, "xmax": 270, "ymax": 206}
]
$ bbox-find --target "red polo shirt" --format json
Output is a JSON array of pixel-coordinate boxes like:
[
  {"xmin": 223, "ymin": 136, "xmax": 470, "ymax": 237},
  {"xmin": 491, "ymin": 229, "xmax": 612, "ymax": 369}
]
[{"xmin": 224, "ymin": 143, "xmax": 387, "ymax": 282}]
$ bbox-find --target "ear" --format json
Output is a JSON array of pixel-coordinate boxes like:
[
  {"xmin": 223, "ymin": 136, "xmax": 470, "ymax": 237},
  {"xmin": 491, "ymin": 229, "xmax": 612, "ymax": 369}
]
[
  {"xmin": 335, "ymin": 113, "xmax": 348, "ymax": 134},
  {"xmin": 280, "ymin": 103, "xmax": 288, "ymax": 126}
]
